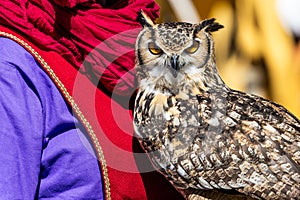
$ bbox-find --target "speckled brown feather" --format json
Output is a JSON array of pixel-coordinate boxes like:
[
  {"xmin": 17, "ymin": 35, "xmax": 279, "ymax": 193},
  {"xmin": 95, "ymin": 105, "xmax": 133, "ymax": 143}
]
[{"xmin": 134, "ymin": 16, "xmax": 300, "ymax": 200}]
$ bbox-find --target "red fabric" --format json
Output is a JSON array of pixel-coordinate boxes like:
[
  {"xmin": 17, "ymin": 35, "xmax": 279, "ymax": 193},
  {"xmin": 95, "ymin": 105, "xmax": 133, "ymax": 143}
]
[
  {"xmin": 53, "ymin": 0, "xmax": 95, "ymax": 8},
  {"xmin": 0, "ymin": 1, "xmax": 184, "ymax": 199},
  {"xmin": 0, "ymin": 0, "xmax": 159, "ymax": 95}
]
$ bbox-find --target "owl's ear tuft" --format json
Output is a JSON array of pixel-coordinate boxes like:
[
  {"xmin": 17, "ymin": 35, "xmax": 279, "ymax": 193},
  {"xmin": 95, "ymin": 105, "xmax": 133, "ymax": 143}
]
[
  {"xmin": 137, "ymin": 9, "xmax": 154, "ymax": 28},
  {"xmin": 195, "ymin": 18, "xmax": 224, "ymax": 34}
]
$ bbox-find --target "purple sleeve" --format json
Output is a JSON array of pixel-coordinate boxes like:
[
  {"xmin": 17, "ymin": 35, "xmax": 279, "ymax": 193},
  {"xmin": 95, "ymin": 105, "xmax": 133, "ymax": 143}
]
[{"xmin": 0, "ymin": 37, "xmax": 104, "ymax": 199}]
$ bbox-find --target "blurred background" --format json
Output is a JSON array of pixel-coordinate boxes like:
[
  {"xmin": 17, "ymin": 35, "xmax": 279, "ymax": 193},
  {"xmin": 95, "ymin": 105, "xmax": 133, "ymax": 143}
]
[{"xmin": 156, "ymin": 0, "xmax": 300, "ymax": 118}]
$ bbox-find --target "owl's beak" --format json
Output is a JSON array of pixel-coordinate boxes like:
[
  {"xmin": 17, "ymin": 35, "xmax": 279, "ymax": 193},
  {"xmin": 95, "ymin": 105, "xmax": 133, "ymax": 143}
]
[{"xmin": 170, "ymin": 55, "xmax": 180, "ymax": 77}]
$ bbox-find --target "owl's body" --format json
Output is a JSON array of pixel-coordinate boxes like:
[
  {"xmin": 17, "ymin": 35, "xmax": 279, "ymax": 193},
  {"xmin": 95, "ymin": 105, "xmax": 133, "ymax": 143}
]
[{"xmin": 133, "ymin": 11, "xmax": 300, "ymax": 200}]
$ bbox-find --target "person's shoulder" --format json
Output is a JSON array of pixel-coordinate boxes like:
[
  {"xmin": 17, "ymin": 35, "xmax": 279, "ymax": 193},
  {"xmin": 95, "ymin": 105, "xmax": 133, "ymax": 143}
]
[
  {"xmin": 0, "ymin": 37, "xmax": 40, "ymax": 73},
  {"xmin": 0, "ymin": 37, "xmax": 28, "ymax": 58}
]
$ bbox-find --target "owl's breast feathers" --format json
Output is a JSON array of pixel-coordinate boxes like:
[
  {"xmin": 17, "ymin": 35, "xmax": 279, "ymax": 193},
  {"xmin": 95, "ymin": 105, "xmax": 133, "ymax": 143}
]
[{"xmin": 133, "ymin": 83, "xmax": 300, "ymax": 199}]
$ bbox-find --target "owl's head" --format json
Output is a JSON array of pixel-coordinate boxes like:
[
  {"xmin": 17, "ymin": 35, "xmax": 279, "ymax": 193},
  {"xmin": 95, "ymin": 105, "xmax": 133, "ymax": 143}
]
[{"xmin": 135, "ymin": 10, "xmax": 224, "ymax": 90}]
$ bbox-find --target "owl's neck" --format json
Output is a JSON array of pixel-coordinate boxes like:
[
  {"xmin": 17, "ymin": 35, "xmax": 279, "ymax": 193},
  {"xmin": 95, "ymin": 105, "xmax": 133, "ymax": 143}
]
[{"xmin": 196, "ymin": 63, "xmax": 228, "ymax": 92}]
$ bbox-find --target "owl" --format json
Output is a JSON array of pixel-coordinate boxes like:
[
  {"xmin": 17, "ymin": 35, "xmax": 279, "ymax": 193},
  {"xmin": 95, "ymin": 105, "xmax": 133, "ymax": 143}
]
[{"xmin": 133, "ymin": 10, "xmax": 300, "ymax": 200}]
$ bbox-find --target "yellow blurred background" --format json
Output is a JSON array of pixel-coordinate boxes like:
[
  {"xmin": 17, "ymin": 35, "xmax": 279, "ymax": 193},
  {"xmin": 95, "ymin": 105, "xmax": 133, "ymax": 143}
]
[{"xmin": 156, "ymin": 0, "xmax": 300, "ymax": 118}]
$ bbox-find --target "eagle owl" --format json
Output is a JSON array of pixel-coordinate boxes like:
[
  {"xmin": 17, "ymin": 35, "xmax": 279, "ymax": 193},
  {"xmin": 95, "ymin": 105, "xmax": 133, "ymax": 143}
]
[{"xmin": 133, "ymin": 11, "xmax": 300, "ymax": 200}]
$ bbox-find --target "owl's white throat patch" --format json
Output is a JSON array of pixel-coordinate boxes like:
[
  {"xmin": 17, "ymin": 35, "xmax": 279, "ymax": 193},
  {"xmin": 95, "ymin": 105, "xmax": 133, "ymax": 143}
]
[{"xmin": 145, "ymin": 64, "xmax": 185, "ymax": 86}]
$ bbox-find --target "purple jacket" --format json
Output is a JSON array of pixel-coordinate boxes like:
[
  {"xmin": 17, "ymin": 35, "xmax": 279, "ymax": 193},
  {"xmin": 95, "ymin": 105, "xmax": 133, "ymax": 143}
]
[{"xmin": 0, "ymin": 37, "xmax": 104, "ymax": 199}]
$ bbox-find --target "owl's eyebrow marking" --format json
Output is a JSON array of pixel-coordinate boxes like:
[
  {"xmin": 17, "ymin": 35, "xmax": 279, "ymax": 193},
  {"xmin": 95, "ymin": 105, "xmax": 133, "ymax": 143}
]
[
  {"xmin": 200, "ymin": 34, "xmax": 211, "ymax": 68},
  {"xmin": 137, "ymin": 31, "xmax": 147, "ymax": 66}
]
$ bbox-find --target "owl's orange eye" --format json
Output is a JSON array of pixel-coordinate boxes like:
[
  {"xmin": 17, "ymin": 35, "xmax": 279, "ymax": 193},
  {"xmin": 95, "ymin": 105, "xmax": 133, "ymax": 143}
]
[
  {"xmin": 185, "ymin": 40, "xmax": 199, "ymax": 54},
  {"xmin": 148, "ymin": 42, "xmax": 163, "ymax": 55}
]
